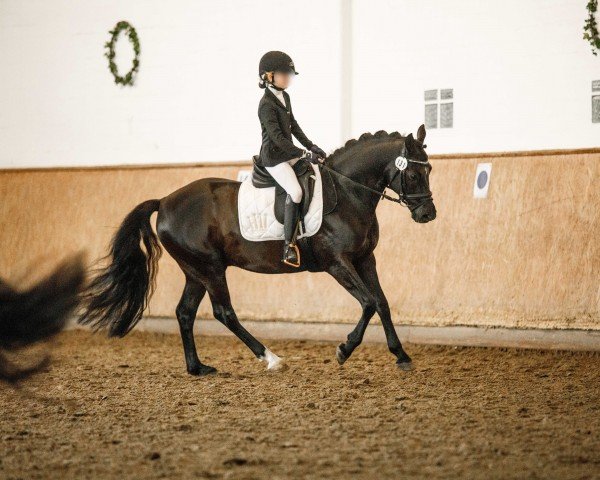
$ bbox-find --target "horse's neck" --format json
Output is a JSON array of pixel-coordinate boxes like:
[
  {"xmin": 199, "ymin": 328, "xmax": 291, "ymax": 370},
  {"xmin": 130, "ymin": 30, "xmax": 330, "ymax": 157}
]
[
  {"xmin": 326, "ymin": 144, "xmax": 393, "ymax": 214},
  {"xmin": 328, "ymin": 144, "xmax": 392, "ymax": 193}
]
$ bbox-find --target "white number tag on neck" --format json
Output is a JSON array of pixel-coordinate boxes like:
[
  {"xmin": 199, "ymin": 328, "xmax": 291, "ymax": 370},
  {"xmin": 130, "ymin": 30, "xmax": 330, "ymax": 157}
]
[{"xmin": 395, "ymin": 156, "xmax": 408, "ymax": 171}]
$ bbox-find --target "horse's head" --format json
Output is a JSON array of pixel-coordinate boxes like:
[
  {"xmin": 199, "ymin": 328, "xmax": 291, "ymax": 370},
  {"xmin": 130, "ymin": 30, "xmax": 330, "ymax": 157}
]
[{"xmin": 387, "ymin": 125, "xmax": 436, "ymax": 224}]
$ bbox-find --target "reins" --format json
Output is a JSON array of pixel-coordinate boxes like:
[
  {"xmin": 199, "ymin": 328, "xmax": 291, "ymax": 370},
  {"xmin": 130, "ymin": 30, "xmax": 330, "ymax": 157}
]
[{"xmin": 317, "ymin": 158, "xmax": 432, "ymax": 212}]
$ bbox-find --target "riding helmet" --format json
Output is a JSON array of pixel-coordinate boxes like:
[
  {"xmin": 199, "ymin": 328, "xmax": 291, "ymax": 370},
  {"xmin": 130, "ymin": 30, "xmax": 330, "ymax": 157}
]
[{"xmin": 258, "ymin": 51, "xmax": 299, "ymax": 77}]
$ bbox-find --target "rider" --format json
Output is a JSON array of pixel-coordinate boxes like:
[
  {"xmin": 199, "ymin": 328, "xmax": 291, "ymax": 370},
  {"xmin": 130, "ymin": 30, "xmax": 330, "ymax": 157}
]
[{"xmin": 257, "ymin": 51, "xmax": 327, "ymax": 267}]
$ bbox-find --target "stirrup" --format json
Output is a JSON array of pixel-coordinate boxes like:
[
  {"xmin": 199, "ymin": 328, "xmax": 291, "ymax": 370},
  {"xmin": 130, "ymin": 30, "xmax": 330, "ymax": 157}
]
[{"xmin": 282, "ymin": 243, "xmax": 301, "ymax": 268}]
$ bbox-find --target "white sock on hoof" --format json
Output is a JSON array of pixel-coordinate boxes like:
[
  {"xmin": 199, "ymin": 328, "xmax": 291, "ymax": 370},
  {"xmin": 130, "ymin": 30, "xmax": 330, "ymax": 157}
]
[{"xmin": 259, "ymin": 348, "xmax": 285, "ymax": 371}]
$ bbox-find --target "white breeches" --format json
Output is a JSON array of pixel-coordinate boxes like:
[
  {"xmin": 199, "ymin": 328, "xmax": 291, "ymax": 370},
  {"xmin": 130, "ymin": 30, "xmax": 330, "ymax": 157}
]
[{"xmin": 265, "ymin": 157, "xmax": 303, "ymax": 203}]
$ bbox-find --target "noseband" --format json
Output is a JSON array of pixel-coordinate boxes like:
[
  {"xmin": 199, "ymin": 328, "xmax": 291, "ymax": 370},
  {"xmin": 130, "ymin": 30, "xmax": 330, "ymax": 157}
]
[{"xmin": 318, "ymin": 156, "xmax": 433, "ymax": 212}]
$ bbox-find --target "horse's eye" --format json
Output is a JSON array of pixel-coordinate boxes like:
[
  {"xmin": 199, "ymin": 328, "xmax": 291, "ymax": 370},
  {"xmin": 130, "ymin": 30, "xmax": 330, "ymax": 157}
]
[
  {"xmin": 408, "ymin": 172, "xmax": 418, "ymax": 181},
  {"xmin": 422, "ymin": 144, "xmax": 427, "ymax": 149}
]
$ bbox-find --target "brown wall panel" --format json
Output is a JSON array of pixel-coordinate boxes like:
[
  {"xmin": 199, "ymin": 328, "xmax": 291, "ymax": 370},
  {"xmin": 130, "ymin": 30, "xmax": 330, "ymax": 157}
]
[{"xmin": 1, "ymin": 150, "xmax": 598, "ymax": 330}]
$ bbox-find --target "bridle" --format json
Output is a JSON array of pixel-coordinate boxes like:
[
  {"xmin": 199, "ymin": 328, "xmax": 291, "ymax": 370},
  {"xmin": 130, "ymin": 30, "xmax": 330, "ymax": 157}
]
[
  {"xmin": 317, "ymin": 155, "xmax": 433, "ymax": 212},
  {"xmin": 385, "ymin": 156, "xmax": 433, "ymax": 211}
]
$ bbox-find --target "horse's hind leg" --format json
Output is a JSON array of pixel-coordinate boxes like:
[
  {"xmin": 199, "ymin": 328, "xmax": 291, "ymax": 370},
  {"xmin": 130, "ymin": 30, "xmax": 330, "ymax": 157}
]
[
  {"xmin": 176, "ymin": 278, "xmax": 216, "ymax": 376},
  {"xmin": 205, "ymin": 270, "xmax": 286, "ymax": 371}
]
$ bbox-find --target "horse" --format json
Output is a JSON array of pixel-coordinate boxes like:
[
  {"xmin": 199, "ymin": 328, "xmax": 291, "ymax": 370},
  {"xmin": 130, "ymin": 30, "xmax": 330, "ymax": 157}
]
[
  {"xmin": 0, "ymin": 253, "xmax": 86, "ymax": 382},
  {"xmin": 78, "ymin": 124, "xmax": 436, "ymax": 375}
]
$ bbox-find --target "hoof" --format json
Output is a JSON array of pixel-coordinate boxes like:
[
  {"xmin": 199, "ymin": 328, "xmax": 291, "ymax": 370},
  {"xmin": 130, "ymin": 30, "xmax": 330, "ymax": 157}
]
[
  {"xmin": 396, "ymin": 361, "xmax": 413, "ymax": 371},
  {"xmin": 268, "ymin": 360, "xmax": 289, "ymax": 372},
  {"xmin": 259, "ymin": 348, "xmax": 287, "ymax": 372},
  {"xmin": 188, "ymin": 364, "xmax": 217, "ymax": 376},
  {"xmin": 335, "ymin": 344, "xmax": 348, "ymax": 365}
]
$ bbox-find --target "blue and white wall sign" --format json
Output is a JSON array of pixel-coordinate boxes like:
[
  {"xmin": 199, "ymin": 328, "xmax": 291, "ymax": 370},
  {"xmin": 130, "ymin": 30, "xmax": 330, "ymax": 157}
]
[{"xmin": 473, "ymin": 163, "xmax": 492, "ymax": 199}]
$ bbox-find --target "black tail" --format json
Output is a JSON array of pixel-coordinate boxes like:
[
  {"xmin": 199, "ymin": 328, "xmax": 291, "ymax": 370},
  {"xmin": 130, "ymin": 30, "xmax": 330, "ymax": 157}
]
[
  {"xmin": 0, "ymin": 253, "xmax": 86, "ymax": 382},
  {"xmin": 78, "ymin": 199, "xmax": 162, "ymax": 337}
]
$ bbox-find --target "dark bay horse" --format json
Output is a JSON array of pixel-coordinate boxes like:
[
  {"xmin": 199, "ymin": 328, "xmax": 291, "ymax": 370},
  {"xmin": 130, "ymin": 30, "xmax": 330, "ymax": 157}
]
[{"xmin": 79, "ymin": 125, "xmax": 436, "ymax": 375}]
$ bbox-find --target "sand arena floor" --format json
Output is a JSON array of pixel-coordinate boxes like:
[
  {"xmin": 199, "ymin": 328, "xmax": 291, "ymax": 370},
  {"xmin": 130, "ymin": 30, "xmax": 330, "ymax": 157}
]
[{"xmin": 0, "ymin": 329, "xmax": 599, "ymax": 479}]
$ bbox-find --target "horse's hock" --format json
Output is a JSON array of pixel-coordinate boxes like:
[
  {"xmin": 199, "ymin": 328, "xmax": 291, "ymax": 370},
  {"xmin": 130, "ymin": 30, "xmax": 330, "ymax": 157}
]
[{"xmin": 1, "ymin": 149, "xmax": 599, "ymax": 333}]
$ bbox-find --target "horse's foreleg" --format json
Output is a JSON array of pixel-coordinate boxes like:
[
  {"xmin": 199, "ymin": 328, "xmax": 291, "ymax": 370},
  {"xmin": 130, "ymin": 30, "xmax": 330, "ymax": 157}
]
[
  {"xmin": 205, "ymin": 272, "xmax": 286, "ymax": 371},
  {"xmin": 176, "ymin": 278, "xmax": 217, "ymax": 375},
  {"xmin": 326, "ymin": 257, "xmax": 378, "ymax": 364},
  {"xmin": 355, "ymin": 254, "xmax": 412, "ymax": 370}
]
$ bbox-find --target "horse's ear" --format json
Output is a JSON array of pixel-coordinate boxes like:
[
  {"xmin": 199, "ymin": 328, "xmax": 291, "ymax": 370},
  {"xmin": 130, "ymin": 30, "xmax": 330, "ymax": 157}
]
[
  {"xmin": 404, "ymin": 133, "xmax": 416, "ymax": 154},
  {"xmin": 417, "ymin": 124, "xmax": 426, "ymax": 143}
]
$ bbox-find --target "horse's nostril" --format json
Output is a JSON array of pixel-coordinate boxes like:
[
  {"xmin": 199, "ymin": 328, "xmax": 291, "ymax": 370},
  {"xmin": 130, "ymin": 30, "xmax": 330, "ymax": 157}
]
[{"xmin": 421, "ymin": 211, "xmax": 435, "ymax": 222}]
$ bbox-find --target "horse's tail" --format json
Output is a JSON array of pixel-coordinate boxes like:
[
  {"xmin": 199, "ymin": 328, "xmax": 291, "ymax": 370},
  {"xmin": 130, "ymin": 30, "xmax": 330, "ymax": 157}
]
[{"xmin": 78, "ymin": 199, "xmax": 162, "ymax": 337}]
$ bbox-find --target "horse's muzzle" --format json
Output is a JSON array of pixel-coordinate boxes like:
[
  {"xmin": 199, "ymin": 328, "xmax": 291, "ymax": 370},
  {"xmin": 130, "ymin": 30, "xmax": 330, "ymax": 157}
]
[{"xmin": 412, "ymin": 201, "xmax": 437, "ymax": 223}]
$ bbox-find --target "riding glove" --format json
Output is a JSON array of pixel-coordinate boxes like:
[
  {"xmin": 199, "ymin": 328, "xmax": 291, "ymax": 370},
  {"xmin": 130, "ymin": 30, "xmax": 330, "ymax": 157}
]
[{"xmin": 310, "ymin": 144, "xmax": 327, "ymax": 158}]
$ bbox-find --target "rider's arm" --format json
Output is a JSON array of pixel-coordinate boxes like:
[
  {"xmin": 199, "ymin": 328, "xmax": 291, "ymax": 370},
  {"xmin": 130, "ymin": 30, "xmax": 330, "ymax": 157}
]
[
  {"xmin": 259, "ymin": 103, "xmax": 306, "ymax": 158},
  {"xmin": 290, "ymin": 111, "xmax": 314, "ymax": 151}
]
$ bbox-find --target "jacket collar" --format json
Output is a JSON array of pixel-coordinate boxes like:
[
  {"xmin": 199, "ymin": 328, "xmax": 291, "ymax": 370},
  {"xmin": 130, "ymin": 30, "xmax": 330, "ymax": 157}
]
[{"xmin": 264, "ymin": 86, "xmax": 289, "ymax": 112}]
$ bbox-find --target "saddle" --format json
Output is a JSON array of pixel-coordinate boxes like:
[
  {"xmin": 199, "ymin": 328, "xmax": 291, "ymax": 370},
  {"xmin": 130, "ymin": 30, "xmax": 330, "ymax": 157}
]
[{"xmin": 251, "ymin": 155, "xmax": 316, "ymax": 226}]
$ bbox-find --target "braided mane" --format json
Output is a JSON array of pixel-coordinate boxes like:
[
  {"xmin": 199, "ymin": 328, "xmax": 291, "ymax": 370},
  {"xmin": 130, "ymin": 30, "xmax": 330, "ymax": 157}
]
[{"xmin": 327, "ymin": 130, "xmax": 405, "ymax": 161}]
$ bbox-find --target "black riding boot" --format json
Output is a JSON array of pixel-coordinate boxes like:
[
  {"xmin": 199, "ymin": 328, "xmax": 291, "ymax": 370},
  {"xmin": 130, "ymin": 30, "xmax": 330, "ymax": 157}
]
[{"xmin": 282, "ymin": 194, "xmax": 301, "ymax": 267}]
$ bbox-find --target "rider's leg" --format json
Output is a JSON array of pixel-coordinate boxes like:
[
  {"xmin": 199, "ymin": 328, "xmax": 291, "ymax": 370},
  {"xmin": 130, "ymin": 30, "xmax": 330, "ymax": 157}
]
[
  {"xmin": 265, "ymin": 160, "xmax": 303, "ymax": 266},
  {"xmin": 265, "ymin": 160, "xmax": 303, "ymax": 203},
  {"xmin": 281, "ymin": 194, "xmax": 300, "ymax": 265}
]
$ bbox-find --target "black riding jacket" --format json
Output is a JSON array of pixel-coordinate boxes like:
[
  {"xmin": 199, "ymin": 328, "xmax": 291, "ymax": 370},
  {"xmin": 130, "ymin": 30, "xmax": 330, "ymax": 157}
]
[{"xmin": 257, "ymin": 87, "xmax": 314, "ymax": 167}]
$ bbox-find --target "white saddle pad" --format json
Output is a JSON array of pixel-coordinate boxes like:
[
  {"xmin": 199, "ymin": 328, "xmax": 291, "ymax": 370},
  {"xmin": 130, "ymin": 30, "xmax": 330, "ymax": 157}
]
[{"xmin": 237, "ymin": 163, "xmax": 323, "ymax": 242}]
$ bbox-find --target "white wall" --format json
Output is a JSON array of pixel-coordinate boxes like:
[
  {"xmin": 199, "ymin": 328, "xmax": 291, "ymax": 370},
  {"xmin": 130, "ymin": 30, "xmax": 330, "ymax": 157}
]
[
  {"xmin": 351, "ymin": 0, "xmax": 600, "ymax": 154},
  {"xmin": 0, "ymin": 0, "xmax": 342, "ymax": 168},
  {"xmin": 1, "ymin": 0, "xmax": 599, "ymax": 168}
]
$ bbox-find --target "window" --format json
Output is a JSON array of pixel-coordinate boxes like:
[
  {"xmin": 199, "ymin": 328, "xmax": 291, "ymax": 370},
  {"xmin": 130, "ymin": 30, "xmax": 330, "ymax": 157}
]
[
  {"xmin": 424, "ymin": 90, "xmax": 438, "ymax": 129},
  {"xmin": 593, "ymin": 80, "xmax": 600, "ymax": 124},
  {"xmin": 424, "ymin": 89, "xmax": 453, "ymax": 128}
]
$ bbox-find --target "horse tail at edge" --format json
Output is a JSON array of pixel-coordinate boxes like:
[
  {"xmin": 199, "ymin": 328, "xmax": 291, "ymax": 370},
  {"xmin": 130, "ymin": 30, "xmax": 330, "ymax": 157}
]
[{"xmin": 78, "ymin": 199, "xmax": 162, "ymax": 337}]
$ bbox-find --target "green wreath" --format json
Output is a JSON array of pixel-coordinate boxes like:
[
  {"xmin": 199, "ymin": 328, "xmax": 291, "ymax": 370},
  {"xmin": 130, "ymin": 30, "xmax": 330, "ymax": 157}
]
[
  {"xmin": 104, "ymin": 21, "xmax": 141, "ymax": 85},
  {"xmin": 584, "ymin": 0, "xmax": 600, "ymax": 55}
]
